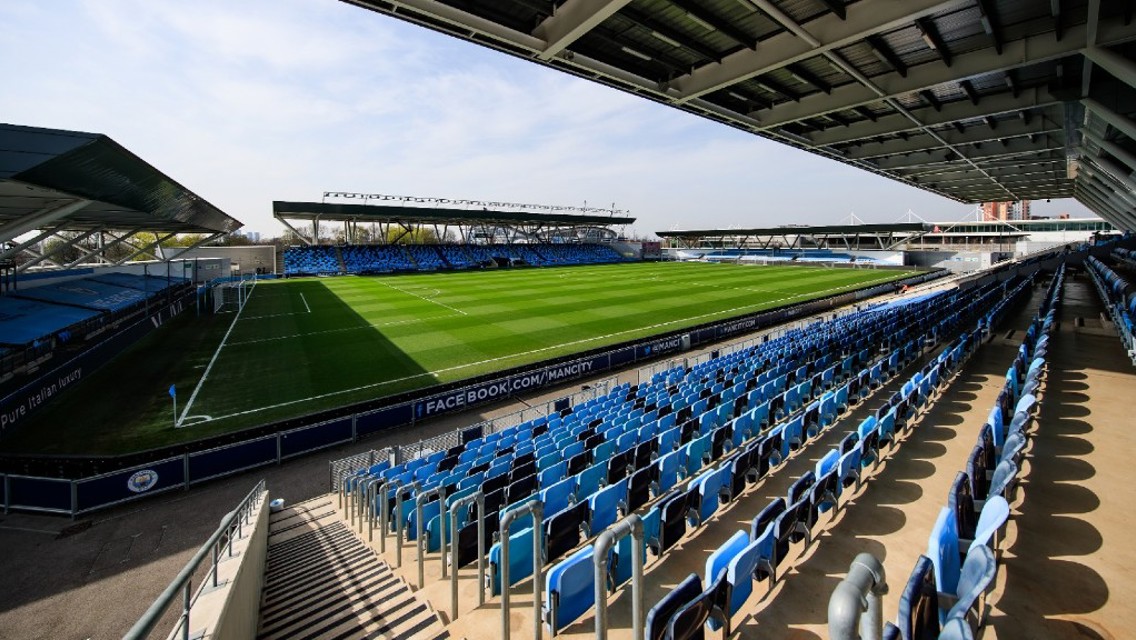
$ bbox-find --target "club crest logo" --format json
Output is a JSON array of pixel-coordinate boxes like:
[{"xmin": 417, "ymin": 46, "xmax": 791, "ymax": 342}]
[{"xmin": 127, "ymin": 469, "xmax": 160, "ymax": 493}]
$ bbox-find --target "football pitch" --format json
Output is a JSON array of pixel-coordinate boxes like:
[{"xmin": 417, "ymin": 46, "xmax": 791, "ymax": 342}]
[{"xmin": 1, "ymin": 262, "xmax": 917, "ymax": 454}]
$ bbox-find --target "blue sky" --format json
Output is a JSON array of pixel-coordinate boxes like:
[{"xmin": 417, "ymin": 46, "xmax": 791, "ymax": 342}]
[{"xmin": 0, "ymin": 0, "xmax": 1094, "ymax": 237}]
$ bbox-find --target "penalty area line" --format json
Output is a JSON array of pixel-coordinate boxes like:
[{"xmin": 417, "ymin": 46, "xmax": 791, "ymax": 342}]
[{"xmin": 300, "ymin": 293, "xmax": 311, "ymax": 313}]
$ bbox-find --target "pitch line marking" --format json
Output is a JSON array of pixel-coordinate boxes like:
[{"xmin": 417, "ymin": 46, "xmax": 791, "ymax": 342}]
[
  {"xmin": 300, "ymin": 293, "xmax": 311, "ymax": 313},
  {"xmin": 193, "ymin": 272, "xmax": 901, "ymax": 425},
  {"xmin": 377, "ymin": 280, "xmax": 467, "ymax": 316},
  {"xmin": 176, "ymin": 280, "xmax": 257, "ymax": 427}
]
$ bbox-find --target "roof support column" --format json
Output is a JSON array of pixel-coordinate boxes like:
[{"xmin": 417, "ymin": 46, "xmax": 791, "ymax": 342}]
[{"xmin": 0, "ymin": 198, "xmax": 92, "ymax": 245}]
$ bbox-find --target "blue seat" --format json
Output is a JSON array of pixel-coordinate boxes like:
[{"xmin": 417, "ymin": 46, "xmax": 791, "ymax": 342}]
[
  {"xmin": 986, "ymin": 459, "xmax": 1018, "ymax": 502},
  {"xmin": 782, "ymin": 415, "xmax": 804, "ymax": 457},
  {"xmin": 725, "ymin": 534, "xmax": 765, "ymax": 623},
  {"xmin": 654, "ymin": 448, "xmax": 683, "ymax": 495},
  {"xmin": 577, "ymin": 462, "xmax": 606, "ymax": 498},
  {"xmin": 545, "ymin": 501, "xmax": 589, "ymax": 563},
  {"xmin": 703, "ymin": 529, "xmax": 749, "ymax": 631},
  {"xmin": 539, "ymin": 460, "xmax": 568, "ymax": 488},
  {"xmin": 646, "ymin": 573, "xmax": 702, "ymax": 640},
  {"xmin": 589, "ymin": 478, "xmax": 627, "ymax": 532},
  {"xmin": 682, "ymin": 434, "xmax": 710, "ymax": 478},
  {"xmin": 541, "ymin": 475, "xmax": 577, "ymax": 517},
  {"xmin": 837, "ymin": 447, "xmax": 862, "ymax": 494},
  {"xmin": 693, "ymin": 466, "xmax": 730, "ymax": 525},
  {"xmin": 928, "ymin": 508, "xmax": 961, "ymax": 622},
  {"xmin": 544, "ymin": 544, "xmax": 596, "ymax": 634},
  {"xmin": 488, "ymin": 526, "xmax": 537, "ymax": 596}
]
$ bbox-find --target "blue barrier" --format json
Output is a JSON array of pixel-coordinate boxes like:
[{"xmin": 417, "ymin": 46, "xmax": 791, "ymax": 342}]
[
  {"xmin": 188, "ymin": 437, "xmax": 278, "ymax": 484},
  {"xmin": 6, "ymin": 475, "xmax": 72, "ymax": 514},
  {"xmin": 280, "ymin": 418, "xmax": 353, "ymax": 458},
  {"xmin": 75, "ymin": 457, "xmax": 186, "ymax": 513},
  {"xmin": 357, "ymin": 405, "xmax": 413, "ymax": 436}
]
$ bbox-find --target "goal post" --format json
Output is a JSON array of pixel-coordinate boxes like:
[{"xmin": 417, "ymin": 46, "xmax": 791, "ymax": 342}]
[{"xmin": 212, "ymin": 277, "xmax": 256, "ymax": 313}]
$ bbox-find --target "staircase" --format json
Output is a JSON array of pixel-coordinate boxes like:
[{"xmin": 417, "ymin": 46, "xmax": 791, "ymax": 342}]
[
  {"xmin": 258, "ymin": 498, "xmax": 448, "ymax": 640},
  {"xmin": 334, "ymin": 247, "xmax": 347, "ymax": 275}
]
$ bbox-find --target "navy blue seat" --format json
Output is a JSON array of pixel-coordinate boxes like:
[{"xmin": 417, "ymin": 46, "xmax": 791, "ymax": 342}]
[
  {"xmin": 647, "ymin": 573, "xmax": 702, "ymax": 640},
  {"xmin": 896, "ymin": 555, "xmax": 940, "ymax": 640},
  {"xmin": 545, "ymin": 500, "xmax": 589, "ymax": 563},
  {"xmin": 666, "ymin": 572, "xmax": 729, "ymax": 640}
]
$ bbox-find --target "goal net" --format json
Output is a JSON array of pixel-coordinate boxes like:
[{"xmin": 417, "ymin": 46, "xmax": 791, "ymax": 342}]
[{"xmin": 212, "ymin": 278, "xmax": 255, "ymax": 313}]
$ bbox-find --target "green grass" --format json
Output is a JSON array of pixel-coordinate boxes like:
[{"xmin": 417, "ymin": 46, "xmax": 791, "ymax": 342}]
[{"xmin": 0, "ymin": 262, "xmax": 916, "ymax": 454}]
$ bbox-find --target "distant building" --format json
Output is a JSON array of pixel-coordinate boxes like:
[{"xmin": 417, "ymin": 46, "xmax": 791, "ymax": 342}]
[{"xmin": 981, "ymin": 200, "xmax": 1031, "ymax": 221}]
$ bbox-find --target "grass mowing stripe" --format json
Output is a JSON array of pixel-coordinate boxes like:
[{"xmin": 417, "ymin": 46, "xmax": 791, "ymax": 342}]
[{"xmin": 1, "ymin": 263, "xmax": 917, "ymax": 454}]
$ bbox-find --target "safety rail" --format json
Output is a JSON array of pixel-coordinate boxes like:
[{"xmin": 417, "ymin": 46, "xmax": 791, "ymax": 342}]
[{"xmin": 122, "ymin": 480, "xmax": 266, "ymax": 640}]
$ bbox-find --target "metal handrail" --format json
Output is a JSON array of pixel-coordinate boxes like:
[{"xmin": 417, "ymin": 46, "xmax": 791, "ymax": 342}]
[
  {"xmin": 500, "ymin": 500, "xmax": 543, "ymax": 640},
  {"xmin": 122, "ymin": 480, "xmax": 266, "ymax": 640}
]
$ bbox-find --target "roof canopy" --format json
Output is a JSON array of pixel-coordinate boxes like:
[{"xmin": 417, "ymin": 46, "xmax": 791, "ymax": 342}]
[
  {"xmin": 340, "ymin": 0, "xmax": 1136, "ymax": 232},
  {"xmin": 658, "ymin": 223, "xmax": 927, "ymax": 238},
  {"xmin": 0, "ymin": 123, "xmax": 241, "ymax": 242},
  {"xmin": 273, "ymin": 201, "xmax": 636, "ymax": 226}
]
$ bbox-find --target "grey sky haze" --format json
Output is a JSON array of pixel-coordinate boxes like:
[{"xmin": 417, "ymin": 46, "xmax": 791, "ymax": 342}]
[{"xmin": 0, "ymin": 0, "xmax": 1095, "ymax": 237}]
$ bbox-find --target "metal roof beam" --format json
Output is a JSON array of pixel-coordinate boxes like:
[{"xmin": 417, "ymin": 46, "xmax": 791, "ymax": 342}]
[
  {"xmin": 916, "ymin": 17, "xmax": 951, "ymax": 67},
  {"xmin": 755, "ymin": 19, "xmax": 1136, "ymax": 130},
  {"xmin": 867, "ymin": 36, "xmax": 908, "ymax": 77},
  {"xmin": 812, "ymin": 87, "xmax": 1062, "ymax": 146},
  {"xmin": 844, "ymin": 115, "xmax": 1062, "ymax": 160},
  {"xmin": 663, "ymin": 0, "xmax": 756, "ymax": 50},
  {"xmin": 0, "ymin": 197, "xmax": 92, "ymax": 245},
  {"xmin": 975, "ymin": 0, "xmax": 1004, "ymax": 55},
  {"xmin": 533, "ymin": 0, "xmax": 634, "ymax": 60},
  {"xmin": 875, "ymin": 136, "xmax": 1063, "ymax": 170},
  {"xmin": 1081, "ymin": 127, "xmax": 1136, "ymax": 173},
  {"xmin": 1084, "ymin": 44, "xmax": 1136, "ymax": 91},
  {"xmin": 1082, "ymin": 97, "xmax": 1136, "ymax": 143},
  {"xmin": 671, "ymin": 0, "xmax": 967, "ymax": 102},
  {"xmin": 621, "ymin": 8, "xmax": 722, "ymax": 63}
]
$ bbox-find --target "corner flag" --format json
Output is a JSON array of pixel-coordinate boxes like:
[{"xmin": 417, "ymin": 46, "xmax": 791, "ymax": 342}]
[{"xmin": 169, "ymin": 384, "xmax": 176, "ymax": 398}]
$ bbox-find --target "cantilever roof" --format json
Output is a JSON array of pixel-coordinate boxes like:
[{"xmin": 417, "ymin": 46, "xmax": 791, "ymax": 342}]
[
  {"xmin": 273, "ymin": 201, "xmax": 636, "ymax": 226},
  {"xmin": 337, "ymin": 0, "xmax": 1136, "ymax": 232},
  {"xmin": 658, "ymin": 223, "xmax": 928, "ymax": 238},
  {"xmin": 0, "ymin": 124, "xmax": 241, "ymax": 236}
]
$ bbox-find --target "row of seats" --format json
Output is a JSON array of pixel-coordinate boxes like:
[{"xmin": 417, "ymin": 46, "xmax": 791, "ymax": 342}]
[
  {"xmin": 643, "ymin": 277, "xmax": 1037, "ymax": 640},
  {"xmin": 887, "ymin": 264, "xmax": 1064, "ymax": 640},
  {"xmin": 285, "ymin": 243, "xmax": 627, "ymax": 276},
  {"xmin": 1085, "ymin": 255, "xmax": 1135, "ymax": 365},
  {"xmin": 534, "ymin": 281, "xmax": 1030, "ymax": 636},
  {"xmin": 343, "ymin": 282, "xmax": 981, "ymax": 592}
]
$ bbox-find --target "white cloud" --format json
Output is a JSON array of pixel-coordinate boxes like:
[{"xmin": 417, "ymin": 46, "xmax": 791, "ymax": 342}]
[{"xmin": 0, "ymin": 0, "xmax": 1096, "ymax": 236}]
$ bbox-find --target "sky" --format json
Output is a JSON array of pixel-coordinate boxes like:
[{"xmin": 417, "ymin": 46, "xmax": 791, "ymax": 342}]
[{"xmin": 0, "ymin": 0, "xmax": 1095, "ymax": 238}]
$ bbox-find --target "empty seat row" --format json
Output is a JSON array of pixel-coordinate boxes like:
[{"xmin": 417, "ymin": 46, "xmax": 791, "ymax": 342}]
[
  {"xmin": 886, "ymin": 264, "xmax": 1064, "ymax": 640},
  {"xmin": 1085, "ymin": 254, "xmax": 1135, "ymax": 365}
]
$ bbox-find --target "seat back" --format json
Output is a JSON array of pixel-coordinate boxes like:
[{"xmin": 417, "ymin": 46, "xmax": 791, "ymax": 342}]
[
  {"xmin": 646, "ymin": 573, "xmax": 702, "ymax": 640},
  {"xmin": 545, "ymin": 544, "xmax": 596, "ymax": 633},
  {"xmin": 545, "ymin": 500, "xmax": 589, "ymax": 563},
  {"xmin": 628, "ymin": 465, "xmax": 653, "ymax": 512},
  {"xmin": 946, "ymin": 544, "xmax": 997, "ymax": 627},
  {"xmin": 896, "ymin": 555, "xmax": 940, "ymax": 640},
  {"xmin": 589, "ymin": 478, "xmax": 628, "ymax": 532},
  {"xmin": 667, "ymin": 572, "xmax": 728, "ymax": 639},
  {"xmin": 970, "ymin": 495, "xmax": 1009, "ymax": 554},
  {"xmin": 488, "ymin": 526, "xmax": 536, "ymax": 596},
  {"xmin": 577, "ymin": 462, "xmax": 606, "ymax": 498},
  {"xmin": 541, "ymin": 475, "xmax": 577, "ymax": 517},
  {"xmin": 928, "ymin": 507, "xmax": 961, "ymax": 596},
  {"xmin": 655, "ymin": 449, "xmax": 683, "ymax": 494},
  {"xmin": 947, "ymin": 471, "xmax": 976, "ymax": 541}
]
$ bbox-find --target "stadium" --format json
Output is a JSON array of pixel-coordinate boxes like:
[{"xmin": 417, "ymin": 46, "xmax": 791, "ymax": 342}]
[{"xmin": 0, "ymin": 1, "xmax": 1134, "ymax": 640}]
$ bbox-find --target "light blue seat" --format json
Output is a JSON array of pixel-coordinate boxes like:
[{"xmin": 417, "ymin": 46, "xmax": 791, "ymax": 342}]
[
  {"xmin": 539, "ymin": 458, "xmax": 568, "ymax": 486},
  {"xmin": 837, "ymin": 448, "xmax": 862, "ymax": 494},
  {"xmin": 725, "ymin": 534, "xmax": 765, "ymax": 623},
  {"xmin": 610, "ymin": 523, "xmax": 647, "ymax": 588},
  {"xmin": 928, "ymin": 507, "xmax": 961, "ymax": 622},
  {"xmin": 537, "ymin": 451, "xmax": 562, "ymax": 472},
  {"xmin": 458, "ymin": 471, "xmax": 486, "ymax": 492},
  {"xmin": 654, "ymin": 448, "xmax": 683, "ymax": 495},
  {"xmin": 969, "ymin": 495, "xmax": 1009, "ymax": 554},
  {"xmin": 703, "ymin": 529, "xmax": 749, "ymax": 631},
  {"xmin": 577, "ymin": 463, "xmax": 606, "ymax": 500},
  {"xmin": 562, "ymin": 441, "xmax": 585, "ymax": 460},
  {"xmin": 986, "ymin": 459, "xmax": 1018, "ymax": 501},
  {"xmin": 782, "ymin": 415, "xmax": 804, "ymax": 458},
  {"xmin": 657, "ymin": 427, "xmax": 679, "ymax": 454},
  {"xmin": 544, "ymin": 544, "xmax": 596, "ymax": 634},
  {"xmin": 694, "ymin": 466, "xmax": 729, "ymax": 524},
  {"xmin": 593, "ymin": 440, "xmax": 616, "ymax": 465},
  {"xmin": 541, "ymin": 476, "xmax": 577, "ymax": 517},
  {"xmin": 681, "ymin": 435, "xmax": 710, "ymax": 478},
  {"xmin": 489, "ymin": 526, "xmax": 537, "ymax": 596},
  {"xmin": 589, "ymin": 478, "xmax": 627, "ymax": 532}
]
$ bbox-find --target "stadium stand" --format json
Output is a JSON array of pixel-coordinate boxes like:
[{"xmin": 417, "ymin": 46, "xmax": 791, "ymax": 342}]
[
  {"xmin": 1084, "ymin": 256, "xmax": 1136, "ymax": 364},
  {"xmin": 15, "ymin": 278, "xmax": 151, "ymax": 312},
  {"xmin": 0, "ymin": 295, "xmax": 101, "ymax": 347},
  {"xmin": 285, "ymin": 242, "xmax": 628, "ymax": 276},
  {"xmin": 87, "ymin": 272, "xmax": 186, "ymax": 294},
  {"xmin": 283, "ymin": 245, "xmax": 342, "ymax": 276},
  {"xmin": 337, "ymin": 268, "xmax": 1028, "ymax": 637},
  {"xmin": 698, "ymin": 249, "xmax": 876, "ymax": 265}
]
